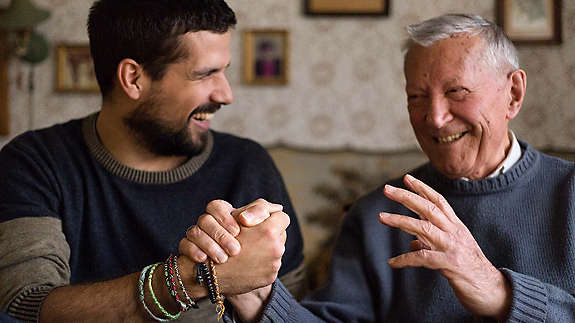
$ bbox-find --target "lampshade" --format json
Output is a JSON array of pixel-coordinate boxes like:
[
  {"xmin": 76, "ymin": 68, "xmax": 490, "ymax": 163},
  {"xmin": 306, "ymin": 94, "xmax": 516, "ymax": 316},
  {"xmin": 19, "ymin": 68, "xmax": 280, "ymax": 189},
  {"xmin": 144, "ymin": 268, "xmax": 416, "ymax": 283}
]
[
  {"xmin": 19, "ymin": 31, "xmax": 48, "ymax": 63},
  {"xmin": 0, "ymin": 0, "xmax": 51, "ymax": 30}
]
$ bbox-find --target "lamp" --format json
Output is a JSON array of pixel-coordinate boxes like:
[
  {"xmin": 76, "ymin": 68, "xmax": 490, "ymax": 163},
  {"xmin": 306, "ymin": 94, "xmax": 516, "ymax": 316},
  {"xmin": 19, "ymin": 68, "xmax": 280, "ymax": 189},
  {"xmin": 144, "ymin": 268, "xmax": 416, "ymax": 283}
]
[
  {"xmin": 0, "ymin": 0, "xmax": 51, "ymax": 134},
  {"xmin": 0, "ymin": 0, "xmax": 50, "ymax": 63}
]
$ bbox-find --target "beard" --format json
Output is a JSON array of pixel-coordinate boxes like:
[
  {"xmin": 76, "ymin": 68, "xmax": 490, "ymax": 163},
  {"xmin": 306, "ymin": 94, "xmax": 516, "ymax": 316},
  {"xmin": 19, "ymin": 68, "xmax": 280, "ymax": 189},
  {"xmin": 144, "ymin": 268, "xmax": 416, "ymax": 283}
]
[{"xmin": 123, "ymin": 94, "xmax": 214, "ymax": 157}]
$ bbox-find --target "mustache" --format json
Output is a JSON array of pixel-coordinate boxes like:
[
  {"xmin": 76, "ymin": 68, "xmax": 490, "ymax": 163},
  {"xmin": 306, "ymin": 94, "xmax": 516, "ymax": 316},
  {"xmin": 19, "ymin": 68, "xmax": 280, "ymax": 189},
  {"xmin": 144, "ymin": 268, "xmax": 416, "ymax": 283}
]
[{"xmin": 188, "ymin": 103, "xmax": 222, "ymax": 121}]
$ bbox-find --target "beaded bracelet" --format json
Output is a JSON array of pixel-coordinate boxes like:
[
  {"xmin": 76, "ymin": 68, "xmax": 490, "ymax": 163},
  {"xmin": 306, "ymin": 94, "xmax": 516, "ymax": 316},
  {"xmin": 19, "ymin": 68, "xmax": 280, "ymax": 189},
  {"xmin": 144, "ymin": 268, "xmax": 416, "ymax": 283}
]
[
  {"xmin": 196, "ymin": 262, "xmax": 208, "ymax": 286},
  {"xmin": 208, "ymin": 259, "xmax": 225, "ymax": 320},
  {"xmin": 138, "ymin": 264, "xmax": 171, "ymax": 322},
  {"xmin": 172, "ymin": 255, "xmax": 199, "ymax": 309},
  {"xmin": 148, "ymin": 263, "xmax": 182, "ymax": 320},
  {"xmin": 164, "ymin": 255, "xmax": 187, "ymax": 312}
]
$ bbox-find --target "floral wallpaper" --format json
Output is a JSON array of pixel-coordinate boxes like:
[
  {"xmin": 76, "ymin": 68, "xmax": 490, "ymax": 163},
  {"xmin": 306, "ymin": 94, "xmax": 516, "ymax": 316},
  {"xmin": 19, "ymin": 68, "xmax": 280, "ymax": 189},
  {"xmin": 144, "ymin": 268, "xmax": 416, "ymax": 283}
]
[{"xmin": 1, "ymin": 0, "xmax": 575, "ymax": 151}]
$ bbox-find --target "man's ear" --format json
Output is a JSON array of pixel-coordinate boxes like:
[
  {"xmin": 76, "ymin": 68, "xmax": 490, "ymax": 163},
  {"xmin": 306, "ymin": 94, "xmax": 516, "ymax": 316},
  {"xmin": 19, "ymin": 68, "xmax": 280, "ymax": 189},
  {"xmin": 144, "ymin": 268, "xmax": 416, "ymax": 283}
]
[
  {"xmin": 117, "ymin": 59, "xmax": 146, "ymax": 100},
  {"xmin": 506, "ymin": 69, "xmax": 527, "ymax": 120}
]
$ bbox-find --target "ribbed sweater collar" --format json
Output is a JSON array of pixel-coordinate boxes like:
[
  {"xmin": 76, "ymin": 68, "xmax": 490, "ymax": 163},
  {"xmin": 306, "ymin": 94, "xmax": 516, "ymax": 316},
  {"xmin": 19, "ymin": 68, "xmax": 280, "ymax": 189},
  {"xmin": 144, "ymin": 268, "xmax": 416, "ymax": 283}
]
[
  {"xmin": 420, "ymin": 140, "xmax": 539, "ymax": 195},
  {"xmin": 82, "ymin": 113, "xmax": 213, "ymax": 185}
]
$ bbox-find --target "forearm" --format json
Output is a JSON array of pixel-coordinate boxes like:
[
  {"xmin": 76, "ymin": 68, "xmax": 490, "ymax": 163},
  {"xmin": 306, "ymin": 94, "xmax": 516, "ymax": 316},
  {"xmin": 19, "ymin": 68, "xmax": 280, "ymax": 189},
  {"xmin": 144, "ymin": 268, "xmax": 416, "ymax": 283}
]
[
  {"xmin": 40, "ymin": 259, "xmax": 209, "ymax": 322},
  {"xmin": 40, "ymin": 272, "xmax": 143, "ymax": 322}
]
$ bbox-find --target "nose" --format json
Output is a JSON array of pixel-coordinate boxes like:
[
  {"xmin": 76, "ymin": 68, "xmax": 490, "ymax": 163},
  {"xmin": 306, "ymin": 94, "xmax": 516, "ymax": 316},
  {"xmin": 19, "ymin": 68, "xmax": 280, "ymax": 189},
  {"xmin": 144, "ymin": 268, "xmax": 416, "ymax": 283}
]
[
  {"xmin": 425, "ymin": 95, "xmax": 453, "ymax": 128},
  {"xmin": 211, "ymin": 74, "xmax": 234, "ymax": 105}
]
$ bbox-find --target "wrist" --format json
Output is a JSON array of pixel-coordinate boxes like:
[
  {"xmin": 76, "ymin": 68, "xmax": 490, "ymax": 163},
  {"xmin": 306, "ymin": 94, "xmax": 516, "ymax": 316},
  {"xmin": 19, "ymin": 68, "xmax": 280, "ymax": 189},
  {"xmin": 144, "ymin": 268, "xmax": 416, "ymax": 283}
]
[
  {"xmin": 227, "ymin": 285, "xmax": 273, "ymax": 323},
  {"xmin": 176, "ymin": 257, "xmax": 209, "ymax": 301},
  {"xmin": 492, "ymin": 270, "xmax": 512, "ymax": 321}
]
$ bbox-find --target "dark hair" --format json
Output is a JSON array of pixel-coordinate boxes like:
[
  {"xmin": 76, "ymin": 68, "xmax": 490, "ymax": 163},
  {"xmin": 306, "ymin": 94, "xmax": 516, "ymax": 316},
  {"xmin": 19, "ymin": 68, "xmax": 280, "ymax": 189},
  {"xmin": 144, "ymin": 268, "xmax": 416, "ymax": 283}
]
[{"xmin": 87, "ymin": 0, "xmax": 237, "ymax": 99}]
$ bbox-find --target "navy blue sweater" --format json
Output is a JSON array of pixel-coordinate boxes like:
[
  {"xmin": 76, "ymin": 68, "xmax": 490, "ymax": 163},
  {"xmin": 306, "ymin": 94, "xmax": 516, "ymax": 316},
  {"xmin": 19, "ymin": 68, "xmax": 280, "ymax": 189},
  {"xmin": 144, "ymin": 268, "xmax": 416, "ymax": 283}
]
[
  {"xmin": 0, "ymin": 114, "xmax": 304, "ymax": 321},
  {"xmin": 257, "ymin": 141, "xmax": 575, "ymax": 322}
]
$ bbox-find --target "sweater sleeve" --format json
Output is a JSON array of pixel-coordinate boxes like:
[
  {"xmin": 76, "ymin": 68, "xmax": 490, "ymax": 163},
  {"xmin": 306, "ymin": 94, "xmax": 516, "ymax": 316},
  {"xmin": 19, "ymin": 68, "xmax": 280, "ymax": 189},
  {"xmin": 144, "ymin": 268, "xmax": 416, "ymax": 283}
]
[
  {"xmin": 501, "ymin": 268, "xmax": 575, "ymax": 322},
  {"xmin": 0, "ymin": 136, "xmax": 71, "ymax": 322},
  {"xmin": 240, "ymin": 199, "xmax": 381, "ymax": 323}
]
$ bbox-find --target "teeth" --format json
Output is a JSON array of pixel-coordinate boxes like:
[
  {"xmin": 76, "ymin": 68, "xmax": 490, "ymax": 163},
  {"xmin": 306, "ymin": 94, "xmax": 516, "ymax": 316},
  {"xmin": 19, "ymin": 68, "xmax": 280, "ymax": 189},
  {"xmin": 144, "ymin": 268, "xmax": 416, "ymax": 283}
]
[
  {"xmin": 437, "ymin": 132, "xmax": 465, "ymax": 143},
  {"xmin": 192, "ymin": 113, "xmax": 214, "ymax": 121}
]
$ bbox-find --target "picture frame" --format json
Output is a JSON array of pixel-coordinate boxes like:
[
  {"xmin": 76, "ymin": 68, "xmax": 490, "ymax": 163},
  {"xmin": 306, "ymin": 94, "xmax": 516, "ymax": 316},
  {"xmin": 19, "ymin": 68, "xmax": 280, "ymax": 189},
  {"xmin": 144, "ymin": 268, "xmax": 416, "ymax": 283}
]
[
  {"xmin": 243, "ymin": 30, "xmax": 289, "ymax": 85},
  {"xmin": 305, "ymin": 0, "xmax": 389, "ymax": 16},
  {"xmin": 55, "ymin": 44, "xmax": 99, "ymax": 92},
  {"xmin": 496, "ymin": 0, "xmax": 562, "ymax": 44}
]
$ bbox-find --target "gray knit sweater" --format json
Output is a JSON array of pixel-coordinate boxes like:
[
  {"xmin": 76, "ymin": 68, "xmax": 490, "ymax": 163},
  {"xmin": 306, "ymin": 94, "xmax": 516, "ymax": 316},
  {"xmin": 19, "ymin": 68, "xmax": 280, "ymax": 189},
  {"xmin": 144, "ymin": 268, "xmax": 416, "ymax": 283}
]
[{"xmin": 254, "ymin": 141, "xmax": 575, "ymax": 322}]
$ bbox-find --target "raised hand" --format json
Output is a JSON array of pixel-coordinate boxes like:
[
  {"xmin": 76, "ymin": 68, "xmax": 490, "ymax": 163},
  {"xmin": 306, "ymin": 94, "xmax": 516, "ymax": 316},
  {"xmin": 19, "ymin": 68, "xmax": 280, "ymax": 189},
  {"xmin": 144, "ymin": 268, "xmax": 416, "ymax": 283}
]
[{"xmin": 378, "ymin": 174, "xmax": 511, "ymax": 319}]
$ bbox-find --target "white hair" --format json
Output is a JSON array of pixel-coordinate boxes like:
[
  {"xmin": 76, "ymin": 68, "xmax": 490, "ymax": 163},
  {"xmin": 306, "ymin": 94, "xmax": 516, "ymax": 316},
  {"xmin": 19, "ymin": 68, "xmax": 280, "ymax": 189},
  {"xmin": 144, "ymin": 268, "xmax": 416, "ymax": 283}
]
[{"xmin": 405, "ymin": 14, "xmax": 519, "ymax": 70}]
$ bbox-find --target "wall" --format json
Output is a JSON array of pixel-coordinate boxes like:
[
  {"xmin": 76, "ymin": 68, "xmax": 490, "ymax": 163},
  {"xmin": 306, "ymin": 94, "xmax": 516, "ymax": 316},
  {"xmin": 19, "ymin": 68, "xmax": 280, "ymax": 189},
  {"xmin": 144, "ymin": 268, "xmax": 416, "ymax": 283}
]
[{"xmin": 1, "ymin": 0, "xmax": 575, "ymax": 151}]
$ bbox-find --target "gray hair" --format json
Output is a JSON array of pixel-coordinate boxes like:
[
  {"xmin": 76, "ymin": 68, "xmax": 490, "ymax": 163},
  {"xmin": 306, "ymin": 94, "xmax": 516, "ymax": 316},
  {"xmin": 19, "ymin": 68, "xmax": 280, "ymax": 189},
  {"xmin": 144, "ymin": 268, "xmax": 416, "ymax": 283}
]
[{"xmin": 405, "ymin": 14, "xmax": 519, "ymax": 70}]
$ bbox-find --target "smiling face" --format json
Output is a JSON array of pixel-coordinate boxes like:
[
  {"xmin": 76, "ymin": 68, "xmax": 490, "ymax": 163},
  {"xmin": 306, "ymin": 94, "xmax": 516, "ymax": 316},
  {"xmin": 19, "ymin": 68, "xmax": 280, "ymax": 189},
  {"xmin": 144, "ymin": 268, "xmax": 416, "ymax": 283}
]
[
  {"xmin": 124, "ymin": 30, "xmax": 233, "ymax": 157},
  {"xmin": 404, "ymin": 34, "xmax": 518, "ymax": 180}
]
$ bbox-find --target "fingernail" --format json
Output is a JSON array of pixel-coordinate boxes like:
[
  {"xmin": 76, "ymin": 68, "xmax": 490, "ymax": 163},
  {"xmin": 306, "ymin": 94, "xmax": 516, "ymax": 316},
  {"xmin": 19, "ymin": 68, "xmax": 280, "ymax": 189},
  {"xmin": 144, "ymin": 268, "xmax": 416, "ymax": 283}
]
[
  {"xmin": 405, "ymin": 174, "xmax": 414, "ymax": 182},
  {"xmin": 379, "ymin": 212, "xmax": 389, "ymax": 218},
  {"xmin": 384, "ymin": 184, "xmax": 395, "ymax": 192},
  {"xmin": 226, "ymin": 242, "xmax": 240, "ymax": 255},
  {"xmin": 240, "ymin": 211, "xmax": 256, "ymax": 223},
  {"xmin": 215, "ymin": 252, "xmax": 228, "ymax": 264}
]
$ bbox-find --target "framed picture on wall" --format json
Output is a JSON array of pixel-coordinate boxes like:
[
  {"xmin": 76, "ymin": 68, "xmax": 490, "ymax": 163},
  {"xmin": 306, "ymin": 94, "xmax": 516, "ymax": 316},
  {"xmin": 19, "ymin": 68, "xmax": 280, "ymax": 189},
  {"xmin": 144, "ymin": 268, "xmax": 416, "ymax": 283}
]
[
  {"xmin": 55, "ymin": 44, "xmax": 99, "ymax": 92},
  {"xmin": 496, "ymin": 0, "xmax": 562, "ymax": 44},
  {"xmin": 243, "ymin": 30, "xmax": 289, "ymax": 85},
  {"xmin": 305, "ymin": 0, "xmax": 389, "ymax": 16}
]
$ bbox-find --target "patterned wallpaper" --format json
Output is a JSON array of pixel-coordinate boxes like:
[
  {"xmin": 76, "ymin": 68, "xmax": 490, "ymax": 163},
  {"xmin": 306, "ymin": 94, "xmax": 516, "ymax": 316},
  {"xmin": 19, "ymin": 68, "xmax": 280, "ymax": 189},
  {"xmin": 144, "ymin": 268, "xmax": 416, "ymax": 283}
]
[{"xmin": 1, "ymin": 0, "xmax": 575, "ymax": 151}]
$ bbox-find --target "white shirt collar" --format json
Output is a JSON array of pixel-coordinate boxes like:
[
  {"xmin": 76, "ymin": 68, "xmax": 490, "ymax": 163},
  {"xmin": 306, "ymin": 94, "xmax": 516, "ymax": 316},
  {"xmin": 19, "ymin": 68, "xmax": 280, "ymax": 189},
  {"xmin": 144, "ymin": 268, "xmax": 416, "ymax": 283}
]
[{"xmin": 461, "ymin": 130, "xmax": 522, "ymax": 181}]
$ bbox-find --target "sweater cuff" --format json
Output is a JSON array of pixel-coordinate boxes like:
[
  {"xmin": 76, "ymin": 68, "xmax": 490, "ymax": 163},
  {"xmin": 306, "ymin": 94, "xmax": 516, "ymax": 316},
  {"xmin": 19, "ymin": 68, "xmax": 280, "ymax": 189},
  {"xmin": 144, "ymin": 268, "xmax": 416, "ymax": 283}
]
[
  {"xmin": 7, "ymin": 285, "xmax": 53, "ymax": 322},
  {"xmin": 500, "ymin": 268, "xmax": 548, "ymax": 322},
  {"xmin": 259, "ymin": 280, "xmax": 295, "ymax": 323}
]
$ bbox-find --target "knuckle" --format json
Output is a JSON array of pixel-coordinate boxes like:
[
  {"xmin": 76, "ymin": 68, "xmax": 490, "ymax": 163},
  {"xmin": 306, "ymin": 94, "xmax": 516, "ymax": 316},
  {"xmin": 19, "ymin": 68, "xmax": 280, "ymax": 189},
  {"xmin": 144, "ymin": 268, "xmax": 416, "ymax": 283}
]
[
  {"xmin": 427, "ymin": 203, "xmax": 438, "ymax": 215},
  {"xmin": 418, "ymin": 248, "xmax": 431, "ymax": 258},
  {"xmin": 271, "ymin": 244, "xmax": 285, "ymax": 258},
  {"xmin": 188, "ymin": 226, "xmax": 202, "ymax": 239},
  {"xmin": 421, "ymin": 221, "xmax": 434, "ymax": 234},
  {"xmin": 263, "ymin": 227, "xmax": 276, "ymax": 238},
  {"xmin": 271, "ymin": 260, "xmax": 282, "ymax": 273},
  {"xmin": 197, "ymin": 214, "xmax": 212, "ymax": 227},
  {"xmin": 255, "ymin": 198, "xmax": 267, "ymax": 205},
  {"xmin": 212, "ymin": 227, "xmax": 228, "ymax": 242},
  {"xmin": 206, "ymin": 200, "xmax": 221, "ymax": 210}
]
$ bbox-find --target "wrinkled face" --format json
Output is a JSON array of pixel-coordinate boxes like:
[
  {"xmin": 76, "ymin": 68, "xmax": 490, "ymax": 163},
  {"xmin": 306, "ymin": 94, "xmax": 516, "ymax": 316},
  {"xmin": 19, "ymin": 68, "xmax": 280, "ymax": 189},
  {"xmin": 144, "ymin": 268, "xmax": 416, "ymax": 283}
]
[
  {"xmin": 124, "ymin": 31, "xmax": 233, "ymax": 157},
  {"xmin": 404, "ymin": 35, "xmax": 515, "ymax": 179}
]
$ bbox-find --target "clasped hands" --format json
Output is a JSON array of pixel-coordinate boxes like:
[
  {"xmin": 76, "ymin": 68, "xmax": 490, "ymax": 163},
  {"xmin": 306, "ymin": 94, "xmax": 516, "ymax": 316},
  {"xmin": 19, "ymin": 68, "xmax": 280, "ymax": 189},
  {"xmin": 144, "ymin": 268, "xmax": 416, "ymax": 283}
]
[
  {"xmin": 380, "ymin": 174, "xmax": 511, "ymax": 320},
  {"xmin": 178, "ymin": 198, "xmax": 288, "ymax": 318}
]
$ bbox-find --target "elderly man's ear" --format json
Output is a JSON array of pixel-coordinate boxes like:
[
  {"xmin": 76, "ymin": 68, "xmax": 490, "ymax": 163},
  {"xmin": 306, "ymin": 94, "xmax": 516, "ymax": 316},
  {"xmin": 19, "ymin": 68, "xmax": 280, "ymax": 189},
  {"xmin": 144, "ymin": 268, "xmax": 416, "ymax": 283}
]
[{"xmin": 506, "ymin": 69, "xmax": 527, "ymax": 120}]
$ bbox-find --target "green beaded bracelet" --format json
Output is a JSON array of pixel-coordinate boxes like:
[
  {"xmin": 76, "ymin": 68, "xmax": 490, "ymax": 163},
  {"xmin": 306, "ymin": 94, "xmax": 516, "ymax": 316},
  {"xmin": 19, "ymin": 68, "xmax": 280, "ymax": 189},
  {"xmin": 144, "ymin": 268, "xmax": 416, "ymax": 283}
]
[
  {"xmin": 148, "ymin": 263, "xmax": 182, "ymax": 320},
  {"xmin": 138, "ymin": 264, "xmax": 170, "ymax": 322}
]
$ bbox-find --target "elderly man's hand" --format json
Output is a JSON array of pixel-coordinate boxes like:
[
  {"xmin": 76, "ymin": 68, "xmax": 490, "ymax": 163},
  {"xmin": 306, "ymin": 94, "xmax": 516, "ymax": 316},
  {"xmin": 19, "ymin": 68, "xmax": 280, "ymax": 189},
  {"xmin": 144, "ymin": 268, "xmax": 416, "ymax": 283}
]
[{"xmin": 378, "ymin": 174, "xmax": 512, "ymax": 320}]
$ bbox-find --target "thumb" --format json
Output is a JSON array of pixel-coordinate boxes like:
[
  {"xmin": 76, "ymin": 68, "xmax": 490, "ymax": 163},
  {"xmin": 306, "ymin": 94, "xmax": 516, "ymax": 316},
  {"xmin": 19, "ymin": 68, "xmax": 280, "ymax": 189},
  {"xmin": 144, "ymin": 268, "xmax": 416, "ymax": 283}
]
[{"xmin": 232, "ymin": 204, "xmax": 271, "ymax": 226}]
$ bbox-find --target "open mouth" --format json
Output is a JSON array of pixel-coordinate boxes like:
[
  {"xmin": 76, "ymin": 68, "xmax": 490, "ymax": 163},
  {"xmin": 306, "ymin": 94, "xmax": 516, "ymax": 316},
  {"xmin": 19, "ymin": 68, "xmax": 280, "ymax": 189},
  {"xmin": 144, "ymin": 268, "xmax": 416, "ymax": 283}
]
[
  {"xmin": 189, "ymin": 104, "xmax": 221, "ymax": 122},
  {"xmin": 191, "ymin": 112, "xmax": 215, "ymax": 122},
  {"xmin": 435, "ymin": 131, "xmax": 468, "ymax": 144}
]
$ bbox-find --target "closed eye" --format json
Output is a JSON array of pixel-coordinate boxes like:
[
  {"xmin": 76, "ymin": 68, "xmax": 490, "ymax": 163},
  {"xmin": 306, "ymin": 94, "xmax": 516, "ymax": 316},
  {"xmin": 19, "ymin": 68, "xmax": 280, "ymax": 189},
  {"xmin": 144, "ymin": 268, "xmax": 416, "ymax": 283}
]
[{"xmin": 446, "ymin": 87, "xmax": 469, "ymax": 100}]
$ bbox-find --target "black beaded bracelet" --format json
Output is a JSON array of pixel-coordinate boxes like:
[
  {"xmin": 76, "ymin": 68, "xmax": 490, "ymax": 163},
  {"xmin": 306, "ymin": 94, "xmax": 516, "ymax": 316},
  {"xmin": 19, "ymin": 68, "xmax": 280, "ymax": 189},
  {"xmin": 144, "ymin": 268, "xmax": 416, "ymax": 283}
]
[{"xmin": 196, "ymin": 262, "xmax": 207, "ymax": 286}]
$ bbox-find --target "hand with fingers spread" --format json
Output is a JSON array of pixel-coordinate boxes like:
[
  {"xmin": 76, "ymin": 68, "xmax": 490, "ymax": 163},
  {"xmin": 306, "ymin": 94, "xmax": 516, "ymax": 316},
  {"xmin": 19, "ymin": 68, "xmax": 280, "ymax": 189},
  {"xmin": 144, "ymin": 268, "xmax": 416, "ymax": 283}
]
[{"xmin": 378, "ymin": 174, "xmax": 512, "ymax": 320}]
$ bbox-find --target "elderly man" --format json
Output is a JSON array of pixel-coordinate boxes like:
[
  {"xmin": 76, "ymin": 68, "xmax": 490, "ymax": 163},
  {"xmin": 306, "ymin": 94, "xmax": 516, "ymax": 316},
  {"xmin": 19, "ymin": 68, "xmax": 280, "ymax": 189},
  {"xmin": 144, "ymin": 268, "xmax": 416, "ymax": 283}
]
[{"xmin": 182, "ymin": 14, "xmax": 575, "ymax": 322}]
